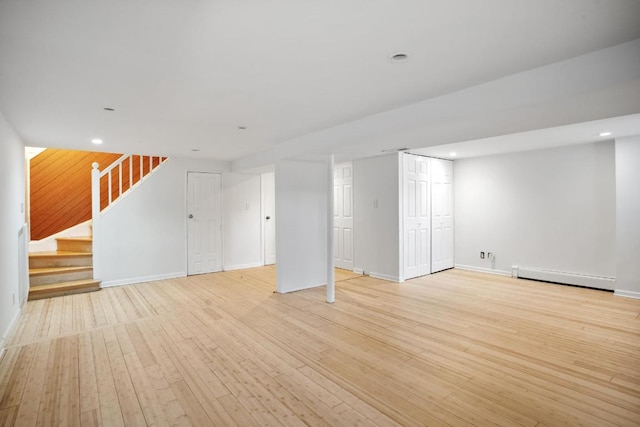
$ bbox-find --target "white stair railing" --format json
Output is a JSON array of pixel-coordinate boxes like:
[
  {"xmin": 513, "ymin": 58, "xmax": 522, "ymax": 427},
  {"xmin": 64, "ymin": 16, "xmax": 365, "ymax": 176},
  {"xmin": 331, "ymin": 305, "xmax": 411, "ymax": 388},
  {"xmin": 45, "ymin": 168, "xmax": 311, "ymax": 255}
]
[{"xmin": 91, "ymin": 154, "xmax": 167, "ymax": 279}]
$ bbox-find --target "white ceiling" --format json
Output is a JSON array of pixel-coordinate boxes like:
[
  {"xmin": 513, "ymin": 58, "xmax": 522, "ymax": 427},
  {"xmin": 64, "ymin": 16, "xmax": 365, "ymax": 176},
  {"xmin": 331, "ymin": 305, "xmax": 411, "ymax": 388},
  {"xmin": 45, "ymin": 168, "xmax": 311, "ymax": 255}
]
[
  {"xmin": 1, "ymin": 0, "xmax": 640, "ymax": 162},
  {"xmin": 410, "ymin": 113, "xmax": 640, "ymax": 160}
]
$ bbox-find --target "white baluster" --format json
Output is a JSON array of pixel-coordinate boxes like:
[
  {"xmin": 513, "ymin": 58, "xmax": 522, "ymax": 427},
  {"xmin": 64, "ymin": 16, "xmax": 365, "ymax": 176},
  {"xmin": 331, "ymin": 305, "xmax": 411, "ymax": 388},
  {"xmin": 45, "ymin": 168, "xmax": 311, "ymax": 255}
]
[
  {"xmin": 91, "ymin": 163, "xmax": 101, "ymax": 280},
  {"xmin": 108, "ymin": 170, "xmax": 112, "ymax": 205}
]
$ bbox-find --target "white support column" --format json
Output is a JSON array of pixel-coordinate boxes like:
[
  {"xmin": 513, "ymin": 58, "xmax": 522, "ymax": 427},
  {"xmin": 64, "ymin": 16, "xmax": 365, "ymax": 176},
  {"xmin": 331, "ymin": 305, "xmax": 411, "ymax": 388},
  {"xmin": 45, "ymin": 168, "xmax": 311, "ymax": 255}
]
[
  {"xmin": 327, "ymin": 154, "xmax": 335, "ymax": 304},
  {"xmin": 91, "ymin": 162, "xmax": 101, "ymax": 281}
]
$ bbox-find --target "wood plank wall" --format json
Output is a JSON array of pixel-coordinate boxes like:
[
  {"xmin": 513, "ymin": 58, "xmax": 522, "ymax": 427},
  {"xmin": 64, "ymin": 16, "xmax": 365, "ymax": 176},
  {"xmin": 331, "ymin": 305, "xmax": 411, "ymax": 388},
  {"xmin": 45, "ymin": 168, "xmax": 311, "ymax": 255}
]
[{"xmin": 30, "ymin": 149, "xmax": 122, "ymax": 240}]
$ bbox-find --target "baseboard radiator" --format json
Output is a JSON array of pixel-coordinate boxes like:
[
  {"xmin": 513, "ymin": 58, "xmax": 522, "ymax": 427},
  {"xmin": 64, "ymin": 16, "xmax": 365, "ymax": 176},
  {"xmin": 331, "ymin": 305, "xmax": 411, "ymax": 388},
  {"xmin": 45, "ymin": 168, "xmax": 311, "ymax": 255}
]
[{"xmin": 511, "ymin": 265, "xmax": 615, "ymax": 291}]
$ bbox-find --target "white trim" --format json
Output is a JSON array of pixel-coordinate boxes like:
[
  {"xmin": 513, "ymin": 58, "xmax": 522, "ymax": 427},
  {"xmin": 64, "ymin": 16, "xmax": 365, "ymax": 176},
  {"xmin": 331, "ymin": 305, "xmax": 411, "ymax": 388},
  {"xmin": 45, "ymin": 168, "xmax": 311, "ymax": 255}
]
[
  {"xmin": 352, "ymin": 268, "xmax": 364, "ymax": 275},
  {"xmin": 369, "ymin": 272, "xmax": 402, "ymax": 282},
  {"xmin": 512, "ymin": 265, "xmax": 615, "ymax": 290},
  {"xmin": 223, "ymin": 262, "xmax": 263, "ymax": 272},
  {"xmin": 100, "ymin": 271, "xmax": 186, "ymax": 288},
  {"xmin": 260, "ymin": 174, "xmax": 265, "ymax": 266},
  {"xmin": 454, "ymin": 264, "xmax": 512, "ymax": 276},
  {"xmin": 0, "ymin": 308, "xmax": 22, "ymax": 357},
  {"xmin": 614, "ymin": 290, "xmax": 640, "ymax": 299}
]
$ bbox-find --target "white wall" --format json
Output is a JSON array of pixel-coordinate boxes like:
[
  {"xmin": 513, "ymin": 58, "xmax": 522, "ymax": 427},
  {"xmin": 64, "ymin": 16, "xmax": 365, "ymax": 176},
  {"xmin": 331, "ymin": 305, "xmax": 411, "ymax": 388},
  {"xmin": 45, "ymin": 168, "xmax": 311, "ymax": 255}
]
[
  {"xmin": 0, "ymin": 111, "xmax": 26, "ymax": 353},
  {"xmin": 614, "ymin": 136, "xmax": 640, "ymax": 298},
  {"xmin": 99, "ymin": 157, "xmax": 246, "ymax": 286},
  {"xmin": 275, "ymin": 158, "xmax": 328, "ymax": 293},
  {"xmin": 353, "ymin": 153, "xmax": 401, "ymax": 281},
  {"xmin": 454, "ymin": 141, "xmax": 616, "ymax": 280},
  {"xmin": 223, "ymin": 173, "xmax": 262, "ymax": 270}
]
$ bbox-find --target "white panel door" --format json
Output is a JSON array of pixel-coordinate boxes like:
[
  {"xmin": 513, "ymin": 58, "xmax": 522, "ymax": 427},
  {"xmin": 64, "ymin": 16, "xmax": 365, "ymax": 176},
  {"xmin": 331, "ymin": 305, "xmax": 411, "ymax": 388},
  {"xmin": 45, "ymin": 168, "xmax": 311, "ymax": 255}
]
[
  {"xmin": 187, "ymin": 172, "xmax": 222, "ymax": 275},
  {"xmin": 431, "ymin": 159, "xmax": 454, "ymax": 273},
  {"xmin": 262, "ymin": 172, "xmax": 276, "ymax": 265},
  {"xmin": 403, "ymin": 154, "xmax": 430, "ymax": 280},
  {"xmin": 333, "ymin": 163, "xmax": 354, "ymax": 270}
]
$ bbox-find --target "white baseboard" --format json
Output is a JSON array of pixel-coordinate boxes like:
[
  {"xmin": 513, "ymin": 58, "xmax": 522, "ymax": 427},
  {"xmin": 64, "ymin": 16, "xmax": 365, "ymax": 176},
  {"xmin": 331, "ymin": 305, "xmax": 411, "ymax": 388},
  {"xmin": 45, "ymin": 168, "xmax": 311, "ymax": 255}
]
[
  {"xmin": 455, "ymin": 264, "xmax": 511, "ymax": 277},
  {"xmin": 512, "ymin": 266, "xmax": 615, "ymax": 290},
  {"xmin": 0, "ymin": 307, "xmax": 22, "ymax": 357},
  {"xmin": 614, "ymin": 290, "xmax": 640, "ymax": 299},
  {"xmin": 352, "ymin": 268, "xmax": 364, "ymax": 275},
  {"xmin": 369, "ymin": 272, "xmax": 401, "ymax": 282},
  {"xmin": 100, "ymin": 271, "xmax": 186, "ymax": 288},
  {"xmin": 224, "ymin": 262, "xmax": 263, "ymax": 271}
]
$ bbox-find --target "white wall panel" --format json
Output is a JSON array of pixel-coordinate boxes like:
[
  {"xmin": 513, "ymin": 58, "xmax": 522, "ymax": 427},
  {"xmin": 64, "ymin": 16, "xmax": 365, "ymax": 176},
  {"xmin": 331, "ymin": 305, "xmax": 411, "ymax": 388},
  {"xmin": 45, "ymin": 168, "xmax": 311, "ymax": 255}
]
[
  {"xmin": 99, "ymin": 157, "xmax": 238, "ymax": 286},
  {"xmin": 353, "ymin": 154, "xmax": 400, "ymax": 281},
  {"xmin": 0, "ymin": 110, "xmax": 25, "ymax": 353},
  {"xmin": 223, "ymin": 173, "xmax": 262, "ymax": 270},
  {"xmin": 275, "ymin": 158, "xmax": 328, "ymax": 293},
  {"xmin": 454, "ymin": 141, "xmax": 616, "ymax": 279},
  {"xmin": 614, "ymin": 136, "xmax": 640, "ymax": 298}
]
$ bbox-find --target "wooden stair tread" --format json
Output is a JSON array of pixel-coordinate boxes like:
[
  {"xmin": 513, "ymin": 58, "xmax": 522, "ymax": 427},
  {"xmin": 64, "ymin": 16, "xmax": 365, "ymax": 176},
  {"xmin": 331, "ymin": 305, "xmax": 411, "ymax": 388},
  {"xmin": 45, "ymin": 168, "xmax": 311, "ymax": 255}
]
[
  {"xmin": 56, "ymin": 236, "xmax": 93, "ymax": 242},
  {"xmin": 29, "ymin": 235, "xmax": 96, "ymax": 300},
  {"xmin": 29, "ymin": 251, "xmax": 92, "ymax": 257},
  {"xmin": 30, "ymin": 279, "xmax": 100, "ymax": 292},
  {"xmin": 29, "ymin": 279, "xmax": 100, "ymax": 300},
  {"xmin": 29, "ymin": 266, "xmax": 93, "ymax": 276}
]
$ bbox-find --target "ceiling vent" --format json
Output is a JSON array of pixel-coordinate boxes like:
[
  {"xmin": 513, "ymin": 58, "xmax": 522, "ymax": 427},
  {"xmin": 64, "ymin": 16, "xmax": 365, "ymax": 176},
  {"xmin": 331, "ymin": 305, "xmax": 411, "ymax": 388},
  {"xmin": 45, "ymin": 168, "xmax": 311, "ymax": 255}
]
[{"xmin": 389, "ymin": 52, "xmax": 409, "ymax": 63}]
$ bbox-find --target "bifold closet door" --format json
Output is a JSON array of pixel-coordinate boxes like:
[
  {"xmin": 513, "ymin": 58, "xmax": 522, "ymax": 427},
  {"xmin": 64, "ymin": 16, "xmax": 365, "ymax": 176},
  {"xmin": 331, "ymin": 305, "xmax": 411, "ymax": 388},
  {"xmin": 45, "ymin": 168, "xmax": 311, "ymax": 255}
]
[
  {"xmin": 403, "ymin": 154, "xmax": 431, "ymax": 280},
  {"xmin": 333, "ymin": 162, "xmax": 354, "ymax": 270},
  {"xmin": 431, "ymin": 158, "xmax": 454, "ymax": 273}
]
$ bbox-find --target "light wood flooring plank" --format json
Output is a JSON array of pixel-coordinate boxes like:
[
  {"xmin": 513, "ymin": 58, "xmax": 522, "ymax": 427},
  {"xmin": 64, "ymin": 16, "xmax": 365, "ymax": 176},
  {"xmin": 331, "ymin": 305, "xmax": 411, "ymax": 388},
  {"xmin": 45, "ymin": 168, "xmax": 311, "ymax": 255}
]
[{"xmin": 0, "ymin": 267, "xmax": 639, "ymax": 426}]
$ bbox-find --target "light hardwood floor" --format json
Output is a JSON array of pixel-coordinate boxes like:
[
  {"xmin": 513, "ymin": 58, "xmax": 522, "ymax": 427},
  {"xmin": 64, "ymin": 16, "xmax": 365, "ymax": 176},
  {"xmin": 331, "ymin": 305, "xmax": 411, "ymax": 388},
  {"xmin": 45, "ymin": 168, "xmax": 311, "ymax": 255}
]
[{"xmin": 1, "ymin": 267, "xmax": 639, "ymax": 426}]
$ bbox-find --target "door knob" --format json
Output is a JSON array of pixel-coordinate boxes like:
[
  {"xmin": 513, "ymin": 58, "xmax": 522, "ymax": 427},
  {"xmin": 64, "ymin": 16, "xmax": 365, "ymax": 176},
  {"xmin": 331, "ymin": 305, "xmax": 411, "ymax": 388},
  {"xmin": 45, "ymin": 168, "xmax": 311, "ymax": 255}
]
[{"xmin": 188, "ymin": 214, "xmax": 193, "ymax": 219}]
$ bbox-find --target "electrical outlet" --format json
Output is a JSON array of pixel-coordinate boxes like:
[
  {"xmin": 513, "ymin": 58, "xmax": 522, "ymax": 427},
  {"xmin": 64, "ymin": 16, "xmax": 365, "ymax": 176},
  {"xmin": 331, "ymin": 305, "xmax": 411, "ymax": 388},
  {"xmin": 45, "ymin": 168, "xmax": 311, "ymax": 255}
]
[
  {"xmin": 480, "ymin": 251, "xmax": 485, "ymax": 259},
  {"xmin": 488, "ymin": 252, "xmax": 495, "ymax": 261},
  {"xmin": 373, "ymin": 200, "xmax": 378, "ymax": 208}
]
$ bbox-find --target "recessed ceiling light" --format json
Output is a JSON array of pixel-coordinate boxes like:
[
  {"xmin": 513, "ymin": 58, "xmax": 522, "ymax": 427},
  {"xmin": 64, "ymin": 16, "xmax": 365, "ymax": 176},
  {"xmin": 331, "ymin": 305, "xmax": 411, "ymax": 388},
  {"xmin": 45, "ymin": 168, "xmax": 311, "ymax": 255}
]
[
  {"xmin": 238, "ymin": 126, "xmax": 247, "ymax": 130},
  {"xmin": 449, "ymin": 152, "xmax": 457, "ymax": 157},
  {"xmin": 389, "ymin": 52, "xmax": 409, "ymax": 63},
  {"xmin": 91, "ymin": 138, "xmax": 103, "ymax": 145},
  {"xmin": 599, "ymin": 131, "xmax": 612, "ymax": 137},
  {"xmin": 191, "ymin": 149, "xmax": 200, "ymax": 152},
  {"xmin": 103, "ymin": 107, "xmax": 116, "ymax": 112}
]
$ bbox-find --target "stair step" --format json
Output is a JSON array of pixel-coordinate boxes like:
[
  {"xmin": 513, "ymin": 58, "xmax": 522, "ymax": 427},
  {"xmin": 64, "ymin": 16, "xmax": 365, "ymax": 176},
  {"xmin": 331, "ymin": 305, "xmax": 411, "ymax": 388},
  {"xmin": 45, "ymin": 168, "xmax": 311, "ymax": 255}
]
[
  {"xmin": 56, "ymin": 237, "xmax": 93, "ymax": 253},
  {"xmin": 29, "ymin": 266, "xmax": 93, "ymax": 286},
  {"xmin": 29, "ymin": 279, "xmax": 101, "ymax": 301},
  {"xmin": 29, "ymin": 251, "xmax": 92, "ymax": 269}
]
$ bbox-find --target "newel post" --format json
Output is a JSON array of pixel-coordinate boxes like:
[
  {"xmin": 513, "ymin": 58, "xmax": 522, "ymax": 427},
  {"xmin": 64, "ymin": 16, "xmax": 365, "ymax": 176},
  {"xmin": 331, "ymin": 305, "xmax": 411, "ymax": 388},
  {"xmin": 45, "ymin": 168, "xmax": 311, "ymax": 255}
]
[{"xmin": 91, "ymin": 162, "xmax": 101, "ymax": 281}]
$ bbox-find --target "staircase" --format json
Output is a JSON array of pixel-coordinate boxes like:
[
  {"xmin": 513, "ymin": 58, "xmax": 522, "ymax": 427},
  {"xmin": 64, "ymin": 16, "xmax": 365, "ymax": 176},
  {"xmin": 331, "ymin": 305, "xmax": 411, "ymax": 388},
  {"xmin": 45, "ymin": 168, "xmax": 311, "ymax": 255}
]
[{"xmin": 28, "ymin": 237, "xmax": 100, "ymax": 300}]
